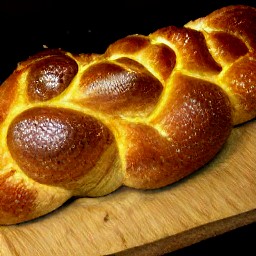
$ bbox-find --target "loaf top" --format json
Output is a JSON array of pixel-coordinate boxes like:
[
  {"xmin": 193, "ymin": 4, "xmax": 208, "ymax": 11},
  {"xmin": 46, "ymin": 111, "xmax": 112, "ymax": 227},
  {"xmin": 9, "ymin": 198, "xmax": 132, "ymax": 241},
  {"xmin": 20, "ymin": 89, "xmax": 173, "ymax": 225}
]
[{"xmin": 0, "ymin": 4, "xmax": 255, "ymax": 225}]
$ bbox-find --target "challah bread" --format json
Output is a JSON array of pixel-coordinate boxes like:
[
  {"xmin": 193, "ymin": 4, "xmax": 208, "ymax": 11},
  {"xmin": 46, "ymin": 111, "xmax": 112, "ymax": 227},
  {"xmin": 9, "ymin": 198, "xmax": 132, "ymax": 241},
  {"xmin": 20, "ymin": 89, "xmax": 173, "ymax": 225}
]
[{"xmin": 0, "ymin": 4, "xmax": 256, "ymax": 225}]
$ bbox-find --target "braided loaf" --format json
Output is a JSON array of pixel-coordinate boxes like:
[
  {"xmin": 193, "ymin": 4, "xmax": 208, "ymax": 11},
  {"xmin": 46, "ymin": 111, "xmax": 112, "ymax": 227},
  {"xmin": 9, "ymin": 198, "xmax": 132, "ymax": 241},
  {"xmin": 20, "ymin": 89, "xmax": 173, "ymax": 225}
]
[{"xmin": 0, "ymin": 5, "xmax": 256, "ymax": 225}]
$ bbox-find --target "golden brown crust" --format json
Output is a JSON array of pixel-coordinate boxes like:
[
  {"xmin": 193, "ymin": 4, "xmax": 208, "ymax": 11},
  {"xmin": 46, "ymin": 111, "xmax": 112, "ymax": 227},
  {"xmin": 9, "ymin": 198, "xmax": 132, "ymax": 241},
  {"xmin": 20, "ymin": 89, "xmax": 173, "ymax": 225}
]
[
  {"xmin": 0, "ymin": 170, "xmax": 37, "ymax": 222},
  {"xmin": 186, "ymin": 5, "xmax": 256, "ymax": 50},
  {"xmin": 76, "ymin": 58, "xmax": 163, "ymax": 116},
  {"xmin": 151, "ymin": 26, "xmax": 222, "ymax": 74},
  {"xmin": 7, "ymin": 107, "xmax": 115, "ymax": 187},
  {"xmin": 0, "ymin": 5, "xmax": 256, "ymax": 225},
  {"xmin": 125, "ymin": 73, "xmax": 232, "ymax": 189},
  {"xmin": 27, "ymin": 54, "xmax": 79, "ymax": 102}
]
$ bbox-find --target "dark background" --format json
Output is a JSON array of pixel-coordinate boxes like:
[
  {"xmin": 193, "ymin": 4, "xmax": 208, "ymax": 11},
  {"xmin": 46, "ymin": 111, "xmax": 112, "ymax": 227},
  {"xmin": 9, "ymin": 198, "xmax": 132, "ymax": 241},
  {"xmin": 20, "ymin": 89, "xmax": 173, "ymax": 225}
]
[{"xmin": 0, "ymin": 0, "xmax": 255, "ymax": 255}]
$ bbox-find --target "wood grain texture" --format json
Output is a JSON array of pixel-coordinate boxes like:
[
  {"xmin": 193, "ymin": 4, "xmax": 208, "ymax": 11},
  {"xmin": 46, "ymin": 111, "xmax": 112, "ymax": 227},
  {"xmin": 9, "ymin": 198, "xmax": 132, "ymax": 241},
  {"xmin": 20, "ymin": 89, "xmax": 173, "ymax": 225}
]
[{"xmin": 0, "ymin": 119, "xmax": 255, "ymax": 256}]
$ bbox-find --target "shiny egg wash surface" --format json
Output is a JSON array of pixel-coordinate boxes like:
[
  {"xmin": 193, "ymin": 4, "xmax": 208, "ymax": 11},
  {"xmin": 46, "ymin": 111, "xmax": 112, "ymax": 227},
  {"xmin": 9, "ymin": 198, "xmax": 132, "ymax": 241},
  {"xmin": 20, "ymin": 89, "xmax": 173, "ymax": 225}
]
[
  {"xmin": 75, "ymin": 58, "xmax": 164, "ymax": 117},
  {"xmin": 26, "ymin": 50, "xmax": 79, "ymax": 102},
  {"xmin": 7, "ymin": 107, "xmax": 114, "ymax": 186},
  {"xmin": 4, "ymin": 41, "xmax": 234, "ymax": 192}
]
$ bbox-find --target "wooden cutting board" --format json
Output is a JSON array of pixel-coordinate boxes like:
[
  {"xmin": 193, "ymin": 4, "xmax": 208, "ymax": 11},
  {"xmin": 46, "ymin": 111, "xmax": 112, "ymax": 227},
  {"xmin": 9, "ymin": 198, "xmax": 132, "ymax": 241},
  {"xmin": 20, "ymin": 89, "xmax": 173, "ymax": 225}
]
[{"xmin": 0, "ymin": 119, "xmax": 255, "ymax": 256}]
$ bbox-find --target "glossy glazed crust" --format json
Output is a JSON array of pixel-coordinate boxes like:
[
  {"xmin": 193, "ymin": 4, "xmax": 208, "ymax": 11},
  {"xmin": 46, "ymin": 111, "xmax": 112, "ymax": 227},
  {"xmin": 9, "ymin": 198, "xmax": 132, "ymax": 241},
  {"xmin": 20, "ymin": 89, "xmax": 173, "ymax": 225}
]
[{"xmin": 0, "ymin": 5, "xmax": 256, "ymax": 225}]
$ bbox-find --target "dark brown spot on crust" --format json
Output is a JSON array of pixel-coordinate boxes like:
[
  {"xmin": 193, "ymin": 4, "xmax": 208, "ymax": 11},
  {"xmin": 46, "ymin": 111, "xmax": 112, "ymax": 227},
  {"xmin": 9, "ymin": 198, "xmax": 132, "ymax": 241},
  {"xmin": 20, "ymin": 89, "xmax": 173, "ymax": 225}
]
[
  {"xmin": 7, "ymin": 107, "xmax": 114, "ymax": 186},
  {"xmin": 104, "ymin": 212, "xmax": 109, "ymax": 222}
]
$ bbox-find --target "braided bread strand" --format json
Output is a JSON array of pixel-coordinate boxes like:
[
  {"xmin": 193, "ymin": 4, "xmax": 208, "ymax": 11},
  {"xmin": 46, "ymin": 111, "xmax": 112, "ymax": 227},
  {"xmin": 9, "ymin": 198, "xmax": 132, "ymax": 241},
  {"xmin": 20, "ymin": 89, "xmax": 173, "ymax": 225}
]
[{"xmin": 0, "ymin": 5, "xmax": 255, "ymax": 225}]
